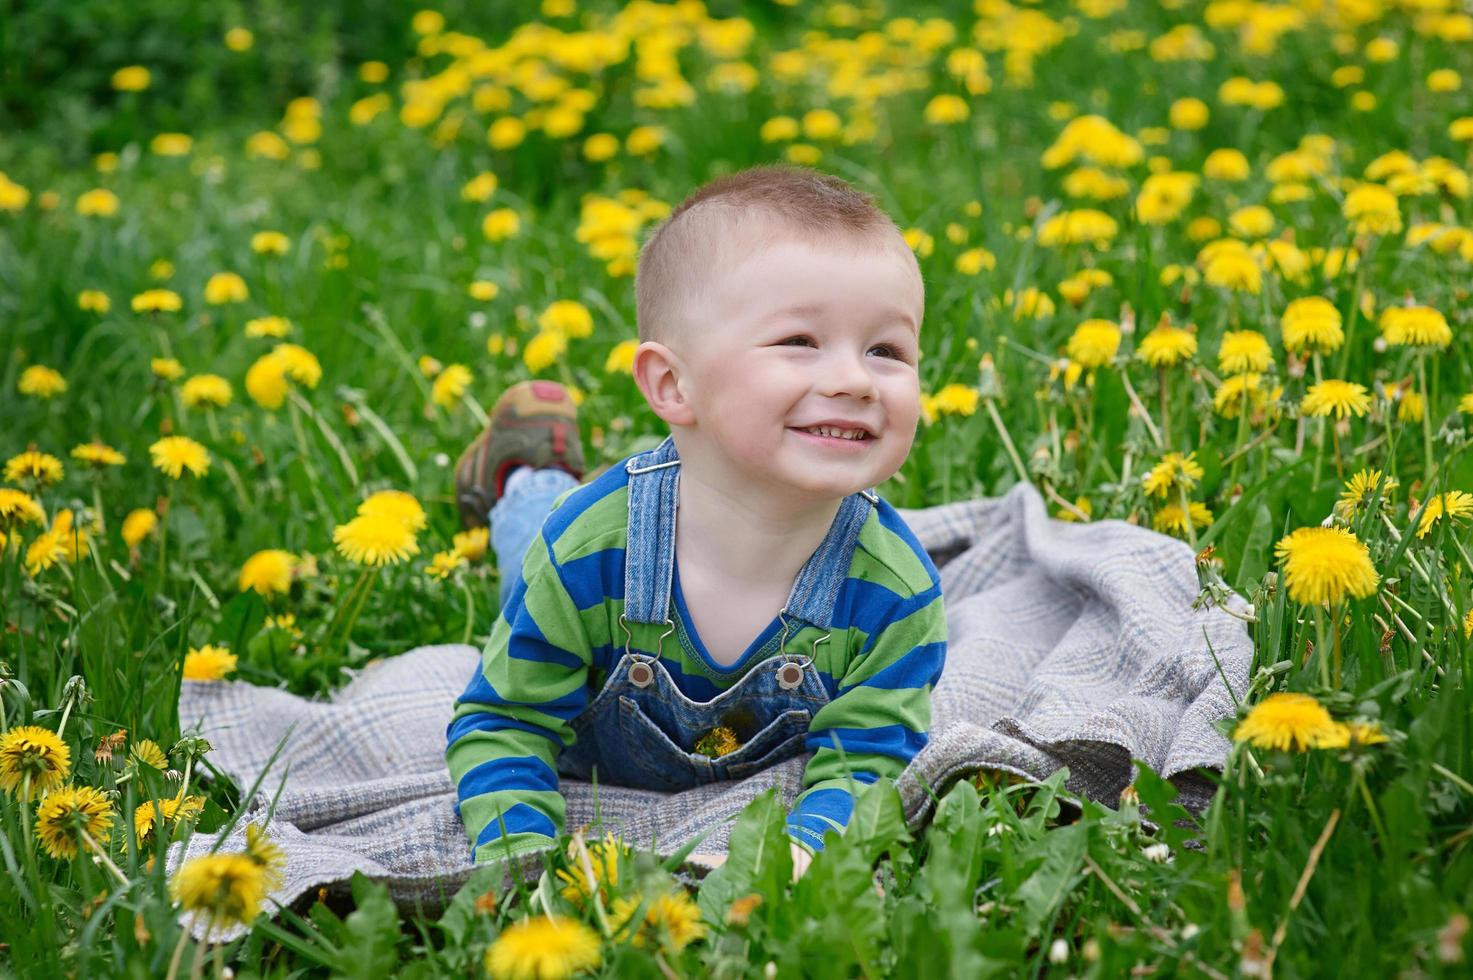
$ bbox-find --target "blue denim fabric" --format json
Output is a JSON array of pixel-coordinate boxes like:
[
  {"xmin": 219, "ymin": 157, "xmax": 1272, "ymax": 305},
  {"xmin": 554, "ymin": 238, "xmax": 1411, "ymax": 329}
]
[
  {"xmin": 551, "ymin": 435, "xmax": 882, "ymax": 793},
  {"xmin": 490, "ymin": 466, "xmax": 581, "ymax": 611}
]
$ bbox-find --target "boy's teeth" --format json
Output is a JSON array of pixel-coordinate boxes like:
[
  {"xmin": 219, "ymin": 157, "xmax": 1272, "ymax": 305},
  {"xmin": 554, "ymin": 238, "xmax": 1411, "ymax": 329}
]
[{"xmin": 802, "ymin": 425, "xmax": 866, "ymax": 440}]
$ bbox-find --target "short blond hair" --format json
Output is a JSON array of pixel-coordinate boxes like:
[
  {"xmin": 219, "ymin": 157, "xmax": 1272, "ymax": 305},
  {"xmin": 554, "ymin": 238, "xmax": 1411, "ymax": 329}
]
[{"xmin": 635, "ymin": 164, "xmax": 920, "ymax": 346}]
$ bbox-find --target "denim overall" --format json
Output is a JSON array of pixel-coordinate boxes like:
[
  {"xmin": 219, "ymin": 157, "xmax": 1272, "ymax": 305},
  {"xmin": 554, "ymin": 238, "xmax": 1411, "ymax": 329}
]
[{"xmin": 555, "ymin": 436, "xmax": 880, "ymax": 793}]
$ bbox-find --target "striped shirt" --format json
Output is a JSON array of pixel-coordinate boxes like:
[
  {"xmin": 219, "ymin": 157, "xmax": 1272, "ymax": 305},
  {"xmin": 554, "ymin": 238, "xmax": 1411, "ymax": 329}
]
[{"xmin": 446, "ymin": 459, "xmax": 947, "ymax": 866}]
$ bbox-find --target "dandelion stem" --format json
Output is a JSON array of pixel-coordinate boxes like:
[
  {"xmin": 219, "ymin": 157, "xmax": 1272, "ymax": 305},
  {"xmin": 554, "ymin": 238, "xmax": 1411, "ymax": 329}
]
[
  {"xmin": 983, "ymin": 398, "xmax": 1030, "ymax": 486},
  {"xmin": 1353, "ymin": 767, "xmax": 1389, "ymax": 852},
  {"xmin": 80, "ymin": 826, "xmax": 128, "ymax": 886},
  {"xmin": 1118, "ymin": 369, "xmax": 1163, "ymax": 449},
  {"xmin": 460, "ymin": 575, "xmax": 476, "ymax": 646},
  {"xmin": 1335, "ymin": 245, "xmax": 1370, "ymax": 378},
  {"xmin": 1312, "ymin": 605, "xmax": 1331, "ymax": 689},
  {"xmin": 1228, "ymin": 402, "xmax": 1249, "ymax": 488},
  {"xmin": 1329, "ymin": 599, "xmax": 1342, "ymax": 689},
  {"xmin": 336, "ymin": 567, "xmax": 380, "ymax": 652},
  {"xmin": 1159, "ymin": 366, "xmax": 1171, "ymax": 447},
  {"xmin": 1176, "ymin": 483, "xmax": 1197, "ymax": 549},
  {"xmin": 165, "ymin": 924, "xmax": 191, "ymax": 980},
  {"xmin": 1418, "ymin": 353, "xmax": 1433, "ymax": 481}
]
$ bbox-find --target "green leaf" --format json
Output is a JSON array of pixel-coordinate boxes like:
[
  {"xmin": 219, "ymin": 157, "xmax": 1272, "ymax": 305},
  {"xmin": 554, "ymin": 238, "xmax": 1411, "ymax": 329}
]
[
  {"xmin": 331, "ymin": 872, "xmax": 403, "ymax": 980},
  {"xmin": 843, "ymin": 778, "xmax": 911, "ymax": 864},
  {"xmin": 1012, "ymin": 821, "xmax": 1088, "ymax": 937},
  {"xmin": 437, "ymin": 865, "xmax": 505, "ymax": 946},
  {"xmin": 696, "ymin": 789, "xmax": 791, "ymax": 926},
  {"xmin": 1129, "ymin": 760, "xmax": 1200, "ymax": 854}
]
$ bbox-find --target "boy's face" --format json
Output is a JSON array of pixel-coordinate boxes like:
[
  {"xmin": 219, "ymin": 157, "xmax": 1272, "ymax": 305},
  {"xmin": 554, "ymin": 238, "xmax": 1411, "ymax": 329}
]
[{"xmin": 668, "ymin": 236, "xmax": 923, "ymax": 501}]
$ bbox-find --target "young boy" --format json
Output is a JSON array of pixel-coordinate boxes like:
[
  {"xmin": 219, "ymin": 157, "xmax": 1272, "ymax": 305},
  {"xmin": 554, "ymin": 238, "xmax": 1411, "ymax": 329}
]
[{"xmin": 445, "ymin": 164, "xmax": 946, "ymax": 879}]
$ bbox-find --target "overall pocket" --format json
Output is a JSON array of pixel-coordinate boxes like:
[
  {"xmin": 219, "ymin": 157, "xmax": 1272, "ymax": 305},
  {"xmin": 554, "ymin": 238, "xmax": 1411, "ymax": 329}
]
[
  {"xmin": 720, "ymin": 709, "xmax": 812, "ymax": 779},
  {"xmin": 615, "ymin": 696, "xmax": 718, "ymax": 792}
]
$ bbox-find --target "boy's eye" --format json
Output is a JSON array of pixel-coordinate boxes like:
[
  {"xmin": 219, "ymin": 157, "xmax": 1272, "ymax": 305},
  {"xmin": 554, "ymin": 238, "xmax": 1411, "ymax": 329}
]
[{"xmin": 778, "ymin": 336, "xmax": 909, "ymax": 361}]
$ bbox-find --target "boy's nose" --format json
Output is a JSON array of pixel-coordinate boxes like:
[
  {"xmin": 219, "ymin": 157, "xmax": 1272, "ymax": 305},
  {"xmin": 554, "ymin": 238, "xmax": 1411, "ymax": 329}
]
[{"xmin": 818, "ymin": 350, "xmax": 878, "ymax": 400}]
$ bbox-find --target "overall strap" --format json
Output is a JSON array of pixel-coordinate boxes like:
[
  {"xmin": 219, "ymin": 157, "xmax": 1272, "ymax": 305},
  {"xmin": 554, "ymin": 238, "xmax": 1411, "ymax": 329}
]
[
  {"xmin": 622, "ymin": 435, "xmax": 681, "ymax": 626},
  {"xmin": 780, "ymin": 489, "xmax": 877, "ymax": 630}
]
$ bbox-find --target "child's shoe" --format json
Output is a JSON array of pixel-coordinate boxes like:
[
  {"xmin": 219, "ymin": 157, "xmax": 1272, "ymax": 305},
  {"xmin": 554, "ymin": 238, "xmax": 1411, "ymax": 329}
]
[{"xmin": 454, "ymin": 380, "xmax": 586, "ymax": 530}]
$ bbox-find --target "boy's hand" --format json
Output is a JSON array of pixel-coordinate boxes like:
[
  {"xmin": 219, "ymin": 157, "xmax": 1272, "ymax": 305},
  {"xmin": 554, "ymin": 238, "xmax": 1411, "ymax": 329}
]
[
  {"xmin": 687, "ymin": 852, "xmax": 727, "ymax": 870},
  {"xmin": 789, "ymin": 841, "xmax": 813, "ymax": 881}
]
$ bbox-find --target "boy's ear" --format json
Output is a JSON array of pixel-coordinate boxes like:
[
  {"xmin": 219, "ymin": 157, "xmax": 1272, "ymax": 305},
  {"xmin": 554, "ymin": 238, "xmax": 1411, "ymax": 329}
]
[{"xmin": 632, "ymin": 341, "xmax": 696, "ymax": 427}]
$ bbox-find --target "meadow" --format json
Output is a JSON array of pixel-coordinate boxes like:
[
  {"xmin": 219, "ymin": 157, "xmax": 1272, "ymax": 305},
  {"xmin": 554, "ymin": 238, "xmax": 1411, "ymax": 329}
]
[{"xmin": 2, "ymin": 0, "xmax": 1473, "ymax": 975}]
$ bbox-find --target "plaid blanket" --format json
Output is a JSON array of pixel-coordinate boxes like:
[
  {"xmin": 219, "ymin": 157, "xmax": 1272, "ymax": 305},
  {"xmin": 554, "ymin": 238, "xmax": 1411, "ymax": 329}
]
[{"xmin": 169, "ymin": 481, "xmax": 1252, "ymax": 936}]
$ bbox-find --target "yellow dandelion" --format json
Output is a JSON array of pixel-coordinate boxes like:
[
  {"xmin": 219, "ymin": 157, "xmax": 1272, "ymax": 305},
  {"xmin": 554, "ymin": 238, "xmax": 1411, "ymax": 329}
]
[
  {"xmin": 469, "ymin": 280, "xmax": 500, "ymax": 301},
  {"xmin": 1274, "ymin": 526, "xmax": 1379, "ymax": 605},
  {"xmin": 333, "ymin": 513, "xmax": 419, "ymax": 566},
  {"xmin": 0, "ymin": 488, "xmax": 47, "ymax": 528},
  {"xmin": 78, "ymin": 290, "xmax": 111, "ymax": 313},
  {"xmin": 203, "ymin": 272, "xmax": 249, "ymax": 305},
  {"xmin": 1215, "ymin": 372, "xmax": 1267, "ymax": 420},
  {"xmin": 121, "ymin": 508, "xmax": 158, "ymax": 549},
  {"xmin": 245, "ymin": 352, "xmax": 290, "ymax": 409},
  {"xmin": 1334, "ymin": 469, "xmax": 1398, "ymax": 522},
  {"xmin": 694, "ymin": 726, "xmax": 742, "ymax": 757},
  {"xmin": 1301, "ymin": 380, "xmax": 1371, "ymax": 419},
  {"xmin": 18, "ymin": 365, "xmax": 67, "ymax": 399},
  {"xmin": 611, "ymin": 889, "xmax": 709, "ymax": 954},
  {"xmin": 1280, "ymin": 297, "xmax": 1344, "ymax": 354},
  {"xmin": 1232, "ymin": 693, "xmax": 1342, "ymax": 752},
  {"xmin": 112, "ymin": 66, "xmax": 150, "ymax": 91},
  {"xmin": 0, "ymin": 725, "xmax": 71, "ymax": 800},
  {"xmin": 1342, "ymin": 183, "xmax": 1401, "ymax": 236},
  {"xmin": 1136, "ymin": 321, "xmax": 1198, "ymax": 368},
  {"xmin": 1318, "ymin": 719, "xmax": 1390, "ymax": 749},
  {"xmin": 1065, "ymin": 319, "xmax": 1121, "ymax": 368},
  {"xmin": 183, "ymin": 645, "xmax": 238, "ymax": 681},
  {"xmin": 131, "ymin": 739, "xmax": 168, "ymax": 771},
  {"xmin": 556, "ymin": 833, "xmax": 625, "ymax": 906},
  {"xmin": 250, "ymin": 231, "xmax": 291, "ymax": 255},
  {"xmin": 271, "ymin": 343, "xmax": 322, "ymax": 388},
  {"xmin": 70, "ymin": 442, "xmax": 126, "ymax": 468},
  {"xmin": 930, "ymin": 383, "xmax": 980, "ymax": 417},
  {"xmin": 523, "ymin": 331, "xmax": 569, "ymax": 373},
  {"xmin": 245, "ymin": 315, "xmax": 292, "ymax": 339},
  {"xmin": 357, "ymin": 489, "xmax": 426, "ymax": 531},
  {"xmin": 76, "ymin": 188, "xmax": 120, "ymax": 217},
  {"xmin": 171, "ymin": 852, "xmax": 270, "ymax": 930},
  {"xmin": 35, "ymin": 785, "xmax": 114, "ymax": 860},
  {"xmin": 134, "ymin": 794, "xmax": 206, "ymax": 846},
  {"xmin": 149, "ymin": 436, "xmax": 210, "ymax": 479},
  {"xmin": 426, "ymin": 550, "xmax": 466, "ymax": 580},
  {"xmin": 1142, "ymin": 452, "xmax": 1205, "ymax": 498},
  {"xmin": 239, "ymin": 550, "xmax": 297, "ymax": 596},
  {"xmin": 604, "ymin": 339, "xmax": 638, "ymax": 375},
  {"xmin": 1416, "ymin": 491, "xmax": 1473, "ymax": 539},
  {"xmin": 538, "ymin": 300, "xmax": 594, "ymax": 339},
  {"xmin": 486, "ymin": 915, "xmax": 601, "ymax": 980},
  {"xmin": 431, "ymin": 364, "xmax": 473, "ymax": 408},
  {"xmin": 453, "ymin": 527, "xmax": 489, "ymax": 562},
  {"xmin": 151, "ymin": 357, "xmax": 185, "ymax": 380},
  {"xmin": 131, "ymin": 289, "xmax": 183, "ymax": 313},
  {"xmin": 181, "ymin": 374, "xmax": 233, "ymax": 409},
  {"xmin": 1152, "ymin": 501, "xmax": 1214, "ymax": 536},
  {"xmin": 1379, "ymin": 306, "xmax": 1452, "ymax": 350},
  {"xmin": 482, "ymin": 208, "xmax": 520, "ymax": 242},
  {"xmin": 5, "ymin": 450, "xmax": 64, "ymax": 486},
  {"xmin": 1217, "ymin": 330, "xmax": 1272, "ymax": 374}
]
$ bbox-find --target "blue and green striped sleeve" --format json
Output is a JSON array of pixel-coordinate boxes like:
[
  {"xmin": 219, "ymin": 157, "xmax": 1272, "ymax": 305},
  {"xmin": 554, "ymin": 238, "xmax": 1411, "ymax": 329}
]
[
  {"xmin": 445, "ymin": 520, "xmax": 592, "ymax": 866},
  {"xmin": 786, "ymin": 504, "xmax": 947, "ymax": 854}
]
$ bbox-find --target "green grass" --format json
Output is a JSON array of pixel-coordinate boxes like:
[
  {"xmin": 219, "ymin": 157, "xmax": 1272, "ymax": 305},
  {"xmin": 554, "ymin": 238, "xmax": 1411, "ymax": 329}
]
[{"xmin": 2, "ymin": 0, "xmax": 1473, "ymax": 975}]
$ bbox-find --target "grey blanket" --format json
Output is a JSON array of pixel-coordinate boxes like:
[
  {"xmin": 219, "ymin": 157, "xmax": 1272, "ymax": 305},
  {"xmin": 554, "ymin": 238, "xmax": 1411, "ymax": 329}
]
[{"xmin": 169, "ymin": 481, "xmax": 1252, "ymax": 935}]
